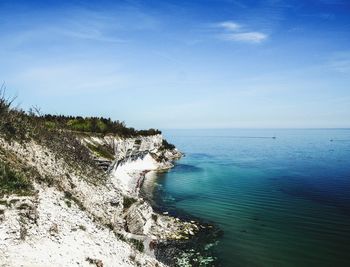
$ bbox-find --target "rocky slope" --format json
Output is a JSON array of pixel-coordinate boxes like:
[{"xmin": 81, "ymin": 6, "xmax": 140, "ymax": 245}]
[{"xmin": 0, "ymin": 130, "xmax": 199, "ymax": 267}]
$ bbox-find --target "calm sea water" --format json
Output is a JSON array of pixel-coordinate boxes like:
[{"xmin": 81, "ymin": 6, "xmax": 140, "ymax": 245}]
[{"xmin": 147, "ymin": 129, "xmax": 350, "ymax": 267}]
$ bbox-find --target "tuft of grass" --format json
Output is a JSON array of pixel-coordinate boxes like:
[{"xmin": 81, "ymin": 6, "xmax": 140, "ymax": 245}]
[
  {"xmin": 0, "ymin": 88, "xmax": 104, "ymax": 185},
  {"xmin": 0, "ymin": 161, "xmax": 33, "ymax": 196},
  {"xmin": 105, "ymin": 223, "xmax": 114, "ymax": 231},
  {"xmin": 152, "ymin": 214, "xmax": 158, "ymax": 222},
  {"xmin": 64, "ymin": 191, "xmax": 86, "ymax": 211},
  {"xmin": 123, "ymin": 196, "xmax": 137, "ymax": 210},
  {"xmin": 116, "ymin": 233, "xmax": 144, "ymax": 253},
  {"xmin": 116, "ymin": 233, "xmax": 127, "ymax": 242},
  {"xmin": 20, "ymin": 224, "xmax": 27, "ymax": 240},
  {"xmin": 129, "ymin": 238, "xmax": 144, "ymax": 253},
  {"xmin": 65, "ymin": 200, "xmax": 72, "ymax": 208},
  {"xmin": 19, "ymin": 216, "xmax": 27, "ymax": 240},
  {"xmin": 86, "ymin": 142, "xmax": 114, "ymax": 160}
]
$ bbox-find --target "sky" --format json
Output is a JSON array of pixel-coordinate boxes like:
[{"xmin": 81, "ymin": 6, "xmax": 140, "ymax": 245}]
[{"xmin": 1, "ymin": 0, "xmax": 350, "ymax": 129}]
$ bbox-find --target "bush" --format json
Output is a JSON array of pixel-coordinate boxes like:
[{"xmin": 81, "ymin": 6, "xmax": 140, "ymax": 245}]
[
  {"xmin": 86, "ymin": 142, "xmax": 114, "ymax": 160},
  {"xmin": 162, "ymin": 139, "xmax": 175, "ymax": 150},
  {"xmin": 152, "ymin": 214, "xmax": 158, "ymax": 222},
  {"xmin": 0, "ymin": 161, "xmax": 33, "ymax": 196},
  {"xmin": 41, "ymin": 115, "xmax": 161, "ymax": 137},
  {"xmin": 129, "ymin": 238, "xmax": 145, "ymax": 253},
  {"xmin": 0, "ymin": 88, "xmax": 162, "ymax": 188},
  {"xmin": 0, "ymin": 89, "xmax": 103, "ymax": 184},
  {"xmin": 123, "ymin": 196, "xmax": 137, "ymax": 209}
]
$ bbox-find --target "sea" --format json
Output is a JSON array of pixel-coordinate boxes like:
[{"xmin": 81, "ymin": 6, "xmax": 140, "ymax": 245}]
[{"xmin": 142, "ymin": 129, "xmax": 350, "ymax": 267}]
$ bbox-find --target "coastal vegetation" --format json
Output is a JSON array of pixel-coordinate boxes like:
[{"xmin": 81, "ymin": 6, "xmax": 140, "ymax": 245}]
[
  {"xmin": 0, "ymin": 88, "xmax": 161, "ymax": 143},
  {"xmin": 123, "ymin": 196, "xmax": 138, "ymax": 209},
  {"xmin": 162, "ymin": 139, "xmax": 175, "ymax": 150},
  {"xmin": 0, "ymin": 89, "xmax": 184, "ymax": 266},
  {"xmin": 0, "ymin": 161, "xmax": 33, "ymax": 196},
  {"xmin": 41, "ymin": 114, "xmax": 161, "ymax": 137},
  {"xmin": 0, "ymin": 88, "xmax": 168, "ymax": 184},
  {"xmin": 85, "ymin": 142, "xmax": 115, "ymax": 160},
  {"xmin": 129, "ymin": 238, "xmax": 145, "ymax": 253}
]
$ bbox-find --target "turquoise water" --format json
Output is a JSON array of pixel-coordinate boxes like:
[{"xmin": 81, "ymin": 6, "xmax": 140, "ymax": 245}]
[{"xmin": 151, "ymin": 129, "xmax": 350, "ymax": 266}]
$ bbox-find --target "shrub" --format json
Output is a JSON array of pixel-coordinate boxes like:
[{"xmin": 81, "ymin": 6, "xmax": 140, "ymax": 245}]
[
  {"xmin": 152, "ymin": 214, "xmax": 158, "ymax": 222},
  {"xmin": 129, "ymin": 238, "xmax": 144, "ymax": 253},
  {"xmin": 42, "ymin": 115, "xmax": 161, "ymax": 137},
  {"xmin": 86, "ymin": 142, "xmax": 114, "ymax": 160},
  {"xmin": 64, "ymin": 191, "xmax": 86, "ymax": 211},
  {"xmin": 0, "ymin": 161, "xmax": 33, "ymax": 196},
  {"xmin": 116, "ymin": 233, "xmax": 127, "ymax": 242},
  {"xmin": 65, "ymin": 200, "xmax": 72, "ymax": 208},
  {"xmin": 162, "ymin": 139, "xmax": 175, "ymax": 150},
  {"xmin": 123, "ymin": 196, "xmax": 137, "ymax": 209}
]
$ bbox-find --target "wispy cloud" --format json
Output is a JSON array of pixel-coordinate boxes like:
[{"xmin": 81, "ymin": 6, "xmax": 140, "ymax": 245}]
[
  {"xmin": 223, "ymin": 32, "xmax": 268, "ymax": 43},
  {"xmin": 218, "ymin": 21, "xmax": 241, "ymax": 31},
  {"xmin": 215, "ymin": 20, "xmax": 268, "ymax": 44},
  {"xmin": 1, "ymin": 5, "xmax": 159, "ymax": 48},
  {"xmin": 327, "ymin": 52, "xmax": 350, "ymax": 74}
]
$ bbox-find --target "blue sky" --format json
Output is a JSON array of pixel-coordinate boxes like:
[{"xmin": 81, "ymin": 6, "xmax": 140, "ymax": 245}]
[{"xmin": 1, "ymin": 0, "xmax": 350, "ymax": 129}]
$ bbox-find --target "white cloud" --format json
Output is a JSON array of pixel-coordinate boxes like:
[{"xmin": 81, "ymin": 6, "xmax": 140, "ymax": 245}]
[
  {"xmin": 224, "ymin": 32, "xmax": 268, "ymax": 43},
  {"xmin": 1, "ymin": 6, "xmax": 159, "ymax": 48},
  {"xmin": 216, "ymin": 20, "xmax": 268, "ymax": 44},
  {"xmin": 218, "ymin": 21, "xmax": 241, "ymax": 31}
]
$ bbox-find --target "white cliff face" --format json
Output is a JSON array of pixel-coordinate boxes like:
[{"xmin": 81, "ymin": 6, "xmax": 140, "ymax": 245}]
[
  {"xmin": 111, "ymin": 153, "xmax": 159, "ymax": 194},
  {"xmin": 112, "ymin": 135, "xmax": 181, "ymax": 195},
  {"xmin": 0, "ymin": 134, "xmax": 196, "ymax": 267},
  {"xmin": 0, "ymin": 137, "xmax": 165, "ymax": 267},
  {"xmin": 0, "ymin": 186, "xmax": 155, "ymax": 267},
  {"xmin": 112, "ymin": 134, "xmax": 163, "ymax": 161},
  {"xmin": 81, "ymin": 134, "xmax": 193, "ymax": 241},
  {"xmin": 83, "ymin": 134, "xmax": 181, "ymax": 195}
]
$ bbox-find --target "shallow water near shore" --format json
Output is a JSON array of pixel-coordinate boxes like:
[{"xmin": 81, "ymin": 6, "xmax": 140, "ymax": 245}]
[{"xmin": 144, "ymin": 129, "xmax": 350, "ymax": 267}]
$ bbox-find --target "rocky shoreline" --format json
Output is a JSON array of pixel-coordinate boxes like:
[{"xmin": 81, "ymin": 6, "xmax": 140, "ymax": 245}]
[
  {"xmin": 140, "ymin": 171, "xmax": 223, "ymax": 267},
  {"xmin": 99, "ymin": 134, "xmax": 222, "ymax": 266}
]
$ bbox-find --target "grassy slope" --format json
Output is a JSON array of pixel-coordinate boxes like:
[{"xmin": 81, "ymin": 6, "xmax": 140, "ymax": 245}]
[{"xmin": 0, "ymin": 90, "xmax": 174, "ymax": 195}]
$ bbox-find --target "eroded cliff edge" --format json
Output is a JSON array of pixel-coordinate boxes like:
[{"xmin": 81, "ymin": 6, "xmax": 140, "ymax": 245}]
[{"xmin": 0, "ymin": 107, "xmax": 201, "ymax": 267}]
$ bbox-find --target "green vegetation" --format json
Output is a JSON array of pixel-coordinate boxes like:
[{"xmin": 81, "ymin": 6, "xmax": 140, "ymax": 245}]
[
  {"xmin": 123, "ymin": 196, "xmax": 137, "ymax": 209},
  {"xmin": 152, "ymin": 214, "xmax": 158, "ymax": 222},
  {"xmin": 0, "ymin": 88, "xmax": 96, "ymax": 174},
  {"xmin": 129, "ymin": 238, "xmax": 145, "ymax": 253},
  {"xmin": 0, "ymin": 161, "xmax": 33, "ymax": 196},
  {"xmin": 64, "ymin": 191, "xmax": 86, "ymax": 211},
  {"xmin": 134, "ymin": 139, "xmax": 142, "ymax": 145},
  {"xmin": 105, "ymin": 222, "xmax": 114, "ymax": 231},
  {"xmin": 0, "ymin": 199, "xmax": 8, "ymax": 206},
  {"xmin": 116, "ymin": 233, "xmax": 127, "ymax": 242},
  {"xmin": 86, "ymin": 142, "xmax": 114, "ymax": 160},
  {"xmin": 19, "ymin": 217, "xmax": 28, "ymax": 240},
  {"xmin": 65, "ymin": 200, "xmax": 72, "ymax": 208},
  {"xmin": 162, "ymin": 139, "xmax": 175, "ymax": 150},
  {"xmin": 40, "ymin": 114, "xmax": 161, "ymax": 137},
  {"xmin": 115, "ymin": 230, "xmax": 145, "ymax": 253},
  {"xmin": 0, "ymin": 87, "xmax": 167, "ymax": 197},
  {"xmin": 0, "ymin": 88, "xmax": 163, "ymax": 185}
]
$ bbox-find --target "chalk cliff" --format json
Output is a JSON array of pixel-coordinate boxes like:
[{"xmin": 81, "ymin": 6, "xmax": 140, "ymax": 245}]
[{"xmin": 0, "ymin": 131, "xmax": 197, "ymax": 267}]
